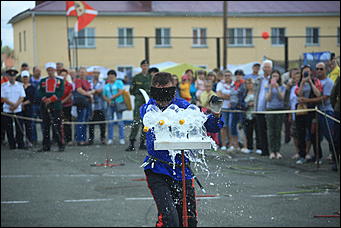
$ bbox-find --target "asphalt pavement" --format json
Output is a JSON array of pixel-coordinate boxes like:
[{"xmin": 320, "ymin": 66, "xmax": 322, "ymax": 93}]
[{"xmin": 1, "ymin": 127, "xmax": 340, "ymax": 227}]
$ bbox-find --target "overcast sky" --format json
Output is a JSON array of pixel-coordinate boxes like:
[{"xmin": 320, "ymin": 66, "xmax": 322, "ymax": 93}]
[{"xmin": 1, "ymin": 1, "xmax": 36, "ymax": 49}]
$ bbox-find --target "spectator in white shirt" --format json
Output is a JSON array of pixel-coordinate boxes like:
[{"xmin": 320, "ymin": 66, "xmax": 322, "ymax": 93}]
[{"xmin": 1, "ymin": 69, "xmax": 26, "ymax": 149}]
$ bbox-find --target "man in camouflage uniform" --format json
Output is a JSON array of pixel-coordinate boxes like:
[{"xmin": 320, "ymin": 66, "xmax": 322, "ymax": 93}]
[
  {"xmin": 126, "ymin": 60, "xmax": 152, "ymax": 151},
  {"xmin": 37, "ymin": 62, "xmax": 65, "ymax": 152}
]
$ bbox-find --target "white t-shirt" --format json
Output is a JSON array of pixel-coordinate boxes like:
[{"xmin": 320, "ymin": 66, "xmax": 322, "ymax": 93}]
[
  {"xmin": 1, "ymin": 81, "xmax": 26, "ymax": 113},
  {"xmin": 216, "ymin": 81, "xmax": 234, "ymax": 109},
  {"xmin": 289, "ymin": 85, "xmax": 298, "ymax": 120}
]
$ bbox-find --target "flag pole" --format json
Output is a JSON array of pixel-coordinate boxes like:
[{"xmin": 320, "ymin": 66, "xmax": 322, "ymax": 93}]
[{"xmin": 65, "ymin": 6, "xmax": 72, "ymax": 69}]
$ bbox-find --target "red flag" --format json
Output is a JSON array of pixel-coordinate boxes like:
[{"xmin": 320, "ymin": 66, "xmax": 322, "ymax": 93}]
[{"xmin": 66, "ymin": 1, "xmax": 97, "ymax": 32}]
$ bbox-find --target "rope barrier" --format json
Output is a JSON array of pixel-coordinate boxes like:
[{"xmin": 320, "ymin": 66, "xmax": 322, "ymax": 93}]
[
  {"xmin": 315, "ymin": 109, "xmax": 340, "ymax": 124},
  {"xmin": 1, "ymin": 107, "xmax": 339, "ymax": 125},
  {"xmin": 1, "ymin": 112, "xmax": 131, "ymax": 125},
  {"xmin": 221, "ymin": 108, "xmax": 317, "ymax": 115}
]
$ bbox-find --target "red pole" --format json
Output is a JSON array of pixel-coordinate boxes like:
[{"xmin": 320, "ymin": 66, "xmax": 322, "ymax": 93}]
[{"xmin": 181, "ymin": 150, "xmax": 188, "ymax": 227}]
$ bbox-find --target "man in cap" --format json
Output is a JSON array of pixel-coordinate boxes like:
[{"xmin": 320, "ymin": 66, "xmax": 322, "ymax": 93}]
[
  {"xmin": 16, "ymin": 62, "xmax": 32, "ymax": 82},
  {"xmin": 1, "ymin": 69, "xmax": 27, "ymax": 149},
  {"xmin": 37, "ymin": 62, "xmax": 65, "ymax": 152},
  {"xmin": 244, "ymin": 63, "xmax": 261, "ymax": 81},
  {"xmin": 126, "ymin": 59, "xmax": 152, "ymax": 151}
]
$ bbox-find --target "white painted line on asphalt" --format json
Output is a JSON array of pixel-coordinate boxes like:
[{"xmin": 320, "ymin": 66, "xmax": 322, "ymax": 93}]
[
  {"xmin": 1, "ymin": 201, "xmax": 30, "ymax": 204},
  {"xmin": 1, "ymin": 174, "xmax": 144, "ymax": 178},
  {"xmin": 125, "ymin": 196, "xmax": 222, "ymax": 201},
  {"xmin": 251, "ymin": 192, "xmax": 331, "ymax": 198},
  {"xmin": 125, "ymin": 197, "xmax": 153, "ymax": 200},
  {"xmin": 64, "ymin": 199, "xmax": 115, "ymax": 203}
]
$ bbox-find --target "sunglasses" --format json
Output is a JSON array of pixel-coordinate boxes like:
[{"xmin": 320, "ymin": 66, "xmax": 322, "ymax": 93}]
[{"xmin": 316, "ymin": 68, "xmax": 324, "ymax": 71}]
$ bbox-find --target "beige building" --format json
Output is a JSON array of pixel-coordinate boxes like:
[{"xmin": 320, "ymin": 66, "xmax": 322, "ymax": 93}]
[{"xmin": 9, "ymin": 1, "xmax": 340, "ymax": 76}]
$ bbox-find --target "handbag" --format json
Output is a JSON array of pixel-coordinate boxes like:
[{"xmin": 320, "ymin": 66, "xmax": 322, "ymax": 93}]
[
  {"xmin": 115, "ymin": 101, "xmax": 128, "ymax": 112},
  {"xmin": 73, "ymin": 90, "xmax": 90, "ymax": 108},
  {"xmin": 123, "ymin": 90, "xmax": 132, "ymax": 111},
  {"xmin": 296, "ymin": 103, "xmax": 308, "ymax": 116}
]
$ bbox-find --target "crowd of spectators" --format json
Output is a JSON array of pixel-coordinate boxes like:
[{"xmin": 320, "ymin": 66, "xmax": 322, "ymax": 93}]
[{"xmin": 1, "ymin": 57, "xmax": 340, "ymax": 171}]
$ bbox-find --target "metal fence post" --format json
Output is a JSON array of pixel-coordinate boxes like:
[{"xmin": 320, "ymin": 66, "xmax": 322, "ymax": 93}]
[
  {"xmin": 216, "ymin": 37, "xmax": 221, "ymax": 70},
  {"xmin": 284, "ymin": 36, "xmax": 288, "ymax": 72},
  {"xmin": 145, "ymin": 37, "xmax": 150, "ymax": 63}
]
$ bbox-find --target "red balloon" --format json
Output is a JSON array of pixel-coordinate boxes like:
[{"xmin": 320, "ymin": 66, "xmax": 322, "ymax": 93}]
[{"xmin": 262, "ymin": 32, "xmax": 270, "ymax": 40}]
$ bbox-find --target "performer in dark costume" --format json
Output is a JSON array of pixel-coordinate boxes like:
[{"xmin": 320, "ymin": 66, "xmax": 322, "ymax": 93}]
[{"xmin": 140, "ymin": 72, "xmax": 223, "ymax": 227}]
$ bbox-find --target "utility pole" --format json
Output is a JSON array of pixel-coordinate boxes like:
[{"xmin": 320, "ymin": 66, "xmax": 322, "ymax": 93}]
[{"xmin": 223, "ymin": 1, "xmax": 227, "ymax": 70}]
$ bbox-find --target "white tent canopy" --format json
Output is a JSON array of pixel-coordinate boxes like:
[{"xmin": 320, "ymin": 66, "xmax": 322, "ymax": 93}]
[{"xmin": 87, "ymin": 66, "xmax": 125, "ymax": 80}]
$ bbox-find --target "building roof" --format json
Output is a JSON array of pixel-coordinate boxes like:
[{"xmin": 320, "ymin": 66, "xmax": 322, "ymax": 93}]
[{"xmin": 9, "ymin": 1, "xmax": 340, "ymax": 24}]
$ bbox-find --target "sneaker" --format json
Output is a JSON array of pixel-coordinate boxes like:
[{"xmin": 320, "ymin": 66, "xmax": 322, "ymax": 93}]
[
  {"xmin": 255, "ymin": 149, "xmax": 262, "ymax": 155},
  {"xmin": 227, "ymin": 146, "xmax": 235, "ymax": 152},
  {"xmin": 305, "ymin": 154, "xmax": 312, "ymax": 160},
  {"xmin": 119, "ymin": 139, "xmax": 125, "ymax": 145},
  {"xmin": 296, "ymin": 158, "xmax": 306, "ymax": 164},
  {"xmin": 292, "ymin": 154, "xmax": 299, "ymax": 159},
  {"xmin": 269, "ymin": 153, "xmax": 276, "ymax": 159},
  {"xmin": 241, "ymin": 148, "xmax": 251, "ymax": 154},
  {"xmin": 315, "ymin": 160, "xmax": 323, "ymax": 165},
  {"xmin": 220, "ymin": 146, "xmax": 227, "ymax": 150},
  {"xmin": 276, "ymin": 153, "xmax": 283, "ymax": 159},
  {"xmin": 107, "ymin": 139, "xmax": 113, "ymax": 145}
]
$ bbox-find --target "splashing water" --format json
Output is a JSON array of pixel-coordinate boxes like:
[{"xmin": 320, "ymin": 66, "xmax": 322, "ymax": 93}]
[{"xmin": 143, "ymin": 104, "xmax": 218, "ymax": 176}]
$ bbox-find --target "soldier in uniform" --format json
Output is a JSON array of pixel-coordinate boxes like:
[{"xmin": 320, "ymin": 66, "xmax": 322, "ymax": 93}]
[
  {"xmin": 126, "ymin": 60, "xmax": 152, "ymax": 151},
  {"xmin": 37, "ymin": 62, "xmax": 65, "ymax": 152}
]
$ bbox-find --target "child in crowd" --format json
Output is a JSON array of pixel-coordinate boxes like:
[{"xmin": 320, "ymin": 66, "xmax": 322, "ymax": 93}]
[
  {"xmin": 265, "ymin": 70, "xmax": 286, "ymax": 159},
  {"xmin": 195, "ymin": 70, "xmax": 206, "ymax": 100},
  {"xmin": 179, "ymin": 75, "xmax": 192, "ymax": 102},
  {"xmin": 199, "ymin": 80, "xmax": 219, "ymax": 145},
  {"xmin": 241, "ymin": 78, "xmax": 255, "ymax": 154}
]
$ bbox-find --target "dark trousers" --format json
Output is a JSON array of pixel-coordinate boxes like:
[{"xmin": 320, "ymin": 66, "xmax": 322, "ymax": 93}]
[
  {"xmin": 296, "ymin": 113, "xmax": 313, "ymax": 159},
  {"xmin": 255, "ymin": 114, "xmax": 269, "ymax": 155},
  {"xmin": 41, "ymin": 105, "xmax": 64, "ymax": 149},
  {"xmin": 62, "ymin": 106, "xmax": 72, "ymax": 143},
  {"xmin": 89, "ymin": 110, "xmax": 106, "ymax": 142},
  {"xmin": 332, "ymin": 112, "xmax": 340, "ymax": 164},
  {"xmin": 284, "ymin": 114, "xmax": 291, "ymax": 143},
  {"xmin": 243, "ymin": 118, "xmax": 256, "ymax": 150},
  {"xmin": 312, "ymin": 111, "xmax": 335, "ymax": 160},
  {"xmin": 3, "ymin": 112, "xmax": 25, "ymax": 149},
  {"xmin": 1, "ymin": 104, "xmax": 6, "ymax": 144},
  {"xmin": 145, "ymin": 169, "xmax": 197, "ymax": 227},
  {"xmin": 129, "ymin": 103, "xmax": 146, "ymax": 143},
  {"xmin": 23, "ymin": 109, "xmax": 33, "ymax": 144}
]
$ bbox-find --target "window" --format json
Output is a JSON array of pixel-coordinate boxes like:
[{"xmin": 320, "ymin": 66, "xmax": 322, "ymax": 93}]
[
  {"xmin": 306, "ymin": 27, "xmax": 319, "ymax": 46},
  {"xmin": 68, "ymin": 28, "xmax": 96, "ymax": 48},
  {"xmin": 193, "ymin": 28, "xmax": 207, "ymax": 47},
  {"xmin": 23, "ymin": 31, "xmax": 27, "ymax": 51},
  {"xmin": 228, "ymin": 28, "xmax": 253, "ymax": 46},
  {"xmin": 118, "ymin": 28, "xmax": 133, "ymax": 47},
  {"xmin": 155, "ymin": 28, "xmax": 171, "ymax": 47},
  {"xmin": 19, "ymin": 32, "xmax": 22, "ymax": 52},
  {"xmin": 338, "ymin": 27, "xmax": 340, "ymax": 45},
  {"xmin": 271, "ymin": 28, "xmax": 286, "ymax": 45}
]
